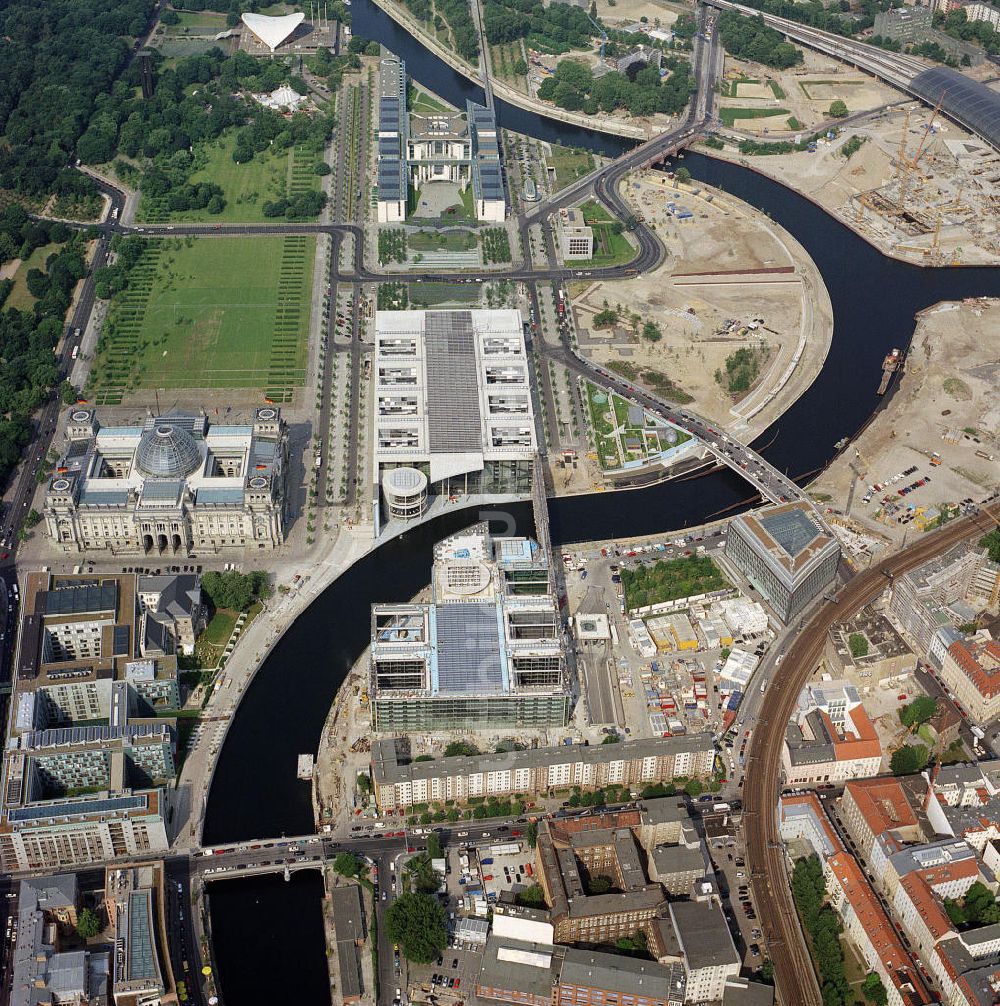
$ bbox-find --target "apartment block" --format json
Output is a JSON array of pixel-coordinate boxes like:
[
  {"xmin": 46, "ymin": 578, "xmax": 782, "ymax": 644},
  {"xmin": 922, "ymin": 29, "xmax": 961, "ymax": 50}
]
[
  {"xmin": 839, "ymin": 777, "xmax": 925, "ymax": 862},
  {"xmin": 938, "ymin": 637, "xmax": 1000, "ymax": 726},
  {"xmin": 825, "ymin": 852, "xmax": 932, "ymax": 1006},
  {"xmin": 370, "ymin": 735, "xmax": 715, "ymax": 812}
]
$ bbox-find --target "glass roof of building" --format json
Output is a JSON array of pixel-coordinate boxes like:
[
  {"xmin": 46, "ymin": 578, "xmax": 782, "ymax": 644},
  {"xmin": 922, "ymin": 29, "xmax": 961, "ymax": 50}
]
[
  {"xmin": 911, "ymin": 67, "xmax": 1000, "ymax": 151},
  {"xmin": 135, "ymin": 425, "xmax": 201, "ymax": 479},
  {"xmin": 759, "ymin": 508, "xmax": 821, "ymax": 558}
]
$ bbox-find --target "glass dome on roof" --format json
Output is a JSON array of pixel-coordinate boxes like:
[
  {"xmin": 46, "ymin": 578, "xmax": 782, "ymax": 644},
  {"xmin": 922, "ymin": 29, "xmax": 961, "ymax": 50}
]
[{"xmin": 135, "ymin": 424, "xmax": 202, "ymax": 479}]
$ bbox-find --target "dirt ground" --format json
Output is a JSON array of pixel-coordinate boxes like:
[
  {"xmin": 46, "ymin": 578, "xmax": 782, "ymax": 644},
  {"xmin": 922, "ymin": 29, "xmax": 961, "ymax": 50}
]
[
  {"xmin": 569, "ymin": 170, "xmax": 833, "ymax": 441},
  {"xmin": 810, "ymin": 298, "xmax": 1000, "ymax": 545},
  {"xmin": 704, "ymin": 97, "xmax": 1000, "ymax": 266},
  {"xmin": 718, "ymin": 50, "xmax": 900, "ymax": 136},
  {"xmin": 591, "ymin": 0, "xmax": 682, "ymax": 27}
]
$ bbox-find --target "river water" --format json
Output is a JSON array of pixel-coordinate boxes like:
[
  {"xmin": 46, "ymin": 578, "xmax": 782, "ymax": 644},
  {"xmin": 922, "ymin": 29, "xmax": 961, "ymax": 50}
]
[{"xmin": 205, "ymin": 5, "xmax": 1000, "ymax": 999}]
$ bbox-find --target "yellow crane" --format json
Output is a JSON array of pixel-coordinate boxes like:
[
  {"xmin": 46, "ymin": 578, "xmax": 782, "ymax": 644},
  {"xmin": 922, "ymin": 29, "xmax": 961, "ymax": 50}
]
[{"xmin": 897, "ymin": 95, "xmax": 946, "ymax": 213}]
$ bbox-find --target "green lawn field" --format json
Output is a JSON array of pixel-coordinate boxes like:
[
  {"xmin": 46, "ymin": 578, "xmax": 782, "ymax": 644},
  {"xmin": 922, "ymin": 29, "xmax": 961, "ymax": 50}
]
[
  {"xmin": 90, "ymin": 235, "xmax": 314, "ymax": 404},
  {"xmin": 140, "ymin": 133, "xmax": 321, "ymax": 223},
  {"xmin": 6, "ymin": 243, "xmax": 61, "ymax": 311},
  {"xmin": 547, "ymin": 144, "xmax": 595, "ymax": 192}
]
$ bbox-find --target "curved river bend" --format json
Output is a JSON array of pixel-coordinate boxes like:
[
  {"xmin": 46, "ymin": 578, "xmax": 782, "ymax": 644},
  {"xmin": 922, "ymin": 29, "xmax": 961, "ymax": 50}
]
[{"xmin": 205, "ymin": 5, "xmax": 1000, "ymax": 999}]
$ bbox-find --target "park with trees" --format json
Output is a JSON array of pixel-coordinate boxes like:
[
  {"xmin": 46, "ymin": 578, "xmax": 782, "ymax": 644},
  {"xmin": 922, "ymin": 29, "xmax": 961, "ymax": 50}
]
[
  {"xmin": 0, "ymin": 0, "xmax": 154, "ymax": 204},
  {"xmin": 0, "ymin": 208, "xmax": 90, "ymax": 486},
  {"xmin": 537, "ymin": 57, "xmax": 695, "ymax": 118},
  {"xmin": 85, "ymin": 47, "xmax": 333, "ymax": 222},
  {"xmin": 717, "ymin": 11, "xmax": 804, "ymax": 68},
  {"xmin": 386, "ymin": 892, "xmax": 448, "ymax": 963}
]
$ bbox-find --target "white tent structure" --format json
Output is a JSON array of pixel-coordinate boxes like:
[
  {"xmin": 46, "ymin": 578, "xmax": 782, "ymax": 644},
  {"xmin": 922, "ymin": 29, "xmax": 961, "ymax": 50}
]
[{"xmin": 241, "ymin": 11, "xmax": 305, "ymax": 52}]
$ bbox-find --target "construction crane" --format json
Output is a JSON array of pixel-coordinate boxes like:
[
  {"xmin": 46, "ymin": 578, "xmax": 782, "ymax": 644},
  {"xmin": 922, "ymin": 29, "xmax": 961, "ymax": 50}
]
[
  {"xmin": 897, "ymin": 94, "xmax": 946, "ymax": 213},
  {"xmin": 589, "ymin": 14, "xmax": 608, "ymax": 63},
  {"xmin": 853, "ymin": 446, "xmax": 873, "ymax": 478},
  {"xmin": 910, "ymin": 91, "xmax": 946, "ymax": 171}
]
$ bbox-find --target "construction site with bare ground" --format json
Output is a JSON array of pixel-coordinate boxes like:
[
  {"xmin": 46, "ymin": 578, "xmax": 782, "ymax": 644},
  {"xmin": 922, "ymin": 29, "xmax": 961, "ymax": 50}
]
[{"xmin": 704, "ymin": 98, "xmax": 1000, "ymax": 266}]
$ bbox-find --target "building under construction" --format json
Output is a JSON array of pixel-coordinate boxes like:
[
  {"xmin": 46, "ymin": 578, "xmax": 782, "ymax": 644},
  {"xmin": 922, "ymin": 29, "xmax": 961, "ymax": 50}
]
[
  {"xmin": 850, "ymin": 100, "xmax": 1000, "ymax": 264},
  {"xmin": 369, "ymin": 523, "xmax": 570, "ymax": 731}
]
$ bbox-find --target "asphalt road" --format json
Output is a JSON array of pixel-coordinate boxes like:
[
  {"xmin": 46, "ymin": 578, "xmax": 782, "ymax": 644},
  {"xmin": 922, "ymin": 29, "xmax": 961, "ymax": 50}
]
[{"xmin": 744, "ymin": 502, "xmax": 1000, "ymax": 1006}]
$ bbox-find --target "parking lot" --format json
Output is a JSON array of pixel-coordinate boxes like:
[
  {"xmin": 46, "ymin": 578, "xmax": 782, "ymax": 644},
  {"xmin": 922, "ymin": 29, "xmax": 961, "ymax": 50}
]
[
  {"xmin": 702, "ymin": 810, "xmax": 765, "ymax": 969},
  {"xmin": 404, "ymin": 937, "xmax": 484, "ymax": 1004},
  {"xmin": 475, "ymin": 843, "xmax": 535, "ymax": 901}
]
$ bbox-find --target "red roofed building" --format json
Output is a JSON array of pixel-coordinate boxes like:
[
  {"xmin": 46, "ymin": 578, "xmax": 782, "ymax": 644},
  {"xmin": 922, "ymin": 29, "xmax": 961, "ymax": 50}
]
[
  {"xmin": 940, "ymin": 638, "xmax": 1000, "ymax": 726},
  {"xmin": 783, "ymin": 691, "xmax": 883, "ymax": 786},
  {"xmin": 893, "ymin": 873, "xmax": 957, "ymax": 970},
  {"xmin": 826, "ymin": 852, "xmax": 932, "ymax": 1006},
  {"xmin": 841, "ymin": 778, "xmax": 924, "ymax": 861}
]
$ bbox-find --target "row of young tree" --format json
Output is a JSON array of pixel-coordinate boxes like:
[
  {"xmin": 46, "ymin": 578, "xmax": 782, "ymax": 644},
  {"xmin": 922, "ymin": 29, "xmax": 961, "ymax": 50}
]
[
  {"xmin": 792, "ymin": 856, "xmax": 888, "ymax": 1006},
  {"xmin": 537, "ymin": 58, "xmax": 695, "ymax": 117},
  {"xmin": 717, "ymin": 11, "xmax": 804, "ymax": 69},
  {"xmin": 0, "ymin": 0, "xmax": 154, "ymax": 198}
]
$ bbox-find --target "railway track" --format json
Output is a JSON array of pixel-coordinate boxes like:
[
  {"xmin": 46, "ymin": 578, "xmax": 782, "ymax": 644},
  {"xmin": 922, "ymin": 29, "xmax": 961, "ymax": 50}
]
[{"xmin": 744, "ymin": 502, "xmax": 1000, "ymax": 1006}]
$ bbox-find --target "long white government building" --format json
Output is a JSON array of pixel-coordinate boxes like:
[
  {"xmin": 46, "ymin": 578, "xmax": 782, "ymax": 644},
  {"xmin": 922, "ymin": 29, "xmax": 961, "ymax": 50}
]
[{"xmin": 373, "ymin": 309, "xmax": 536, "ymax": 533}]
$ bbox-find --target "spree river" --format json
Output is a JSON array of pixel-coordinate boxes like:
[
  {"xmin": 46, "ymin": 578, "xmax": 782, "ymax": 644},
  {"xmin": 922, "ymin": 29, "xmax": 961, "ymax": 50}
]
[{"xmin": 204, "ymin": 4, "xmax": 1000, "ymax": 999}]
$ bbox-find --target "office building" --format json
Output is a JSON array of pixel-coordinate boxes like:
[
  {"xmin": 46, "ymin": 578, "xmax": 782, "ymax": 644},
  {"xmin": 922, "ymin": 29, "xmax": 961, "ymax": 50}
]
[
  {"xmin": 11, "ymin": 874, "xmax": 110, "ymax": 1006},
  {"xmin": 887, "ymin": 542, "xmax": 996, "ymax": 654},
  {"xmin": 938, "ymin": 637, "xmax": 1000, "ymax": 725},
  {"xmin": 647, "ymin": 836, "xmax": 709, "ymax": 895},
  {"xmin": 370, "ymin": 734, "xmax": 715, "ymax": 812},
  {"xmin": 372, "ymin": 310, "xmax": 536, "ymax": 531},
  {"xmin": 136, "ymin": 574, "xmax": 204, "ymax": 656},
  {"xmin": 370, "ymin": 523, "xmax": 566, "ymax": 730},
  {"xmin": 44, "ymin": 407, "xmax": 288, "ymax": 556},
  {"xmin": 10, "ymin": 571, "xmax": 182, "ymax": 725},
  {"xmin": 667, "ymin": 900, "xmax": 740, "ymax": 1003},
  {"xmin": 782, "ymin": 681, "xmax": 882, "ymax": 785},
  {"xmin": 536, "ymin": 822, "xmax": 664, "ymax": 945},
  {"xmin": 376, "ymin": 55, "xmax": 505, "ymax": 223},
  {"xmin": 476, "ymin": 937, "xmax": 686, "ymax": 1006},
  {"xmin": 825, "ymin": 610, "xmax": 914, "ymax": 685},
  {"xmin": 1, "ymin": 572, "xmax": 180, "ymax": 872},
  {"xmin": 724, "ymin": 502, "xmax": 840, "ymax": 622},
  {"xmin": 105, "ymin": 861, "xmax": 175, "ymax": 1006},
  {"xmin": 559, "ymin": 208, "xmax": 594, "ymax": 260}
]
